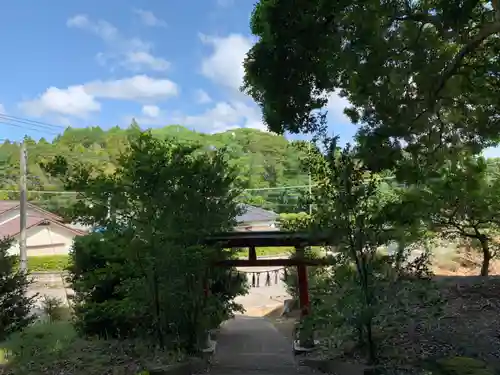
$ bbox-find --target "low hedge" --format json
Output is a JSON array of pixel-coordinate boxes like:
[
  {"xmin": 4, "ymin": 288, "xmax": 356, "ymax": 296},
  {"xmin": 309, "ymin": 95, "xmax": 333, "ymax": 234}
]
[{"xmin": 14, "ymin": 255, "xmax": 70, "ymax": 272}]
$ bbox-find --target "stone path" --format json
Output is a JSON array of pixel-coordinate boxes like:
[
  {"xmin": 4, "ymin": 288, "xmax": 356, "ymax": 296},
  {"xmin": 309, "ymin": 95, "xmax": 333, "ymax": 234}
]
[{"xmin": 210, "ymin": 315, "xmax": 313, "ymax": 375}]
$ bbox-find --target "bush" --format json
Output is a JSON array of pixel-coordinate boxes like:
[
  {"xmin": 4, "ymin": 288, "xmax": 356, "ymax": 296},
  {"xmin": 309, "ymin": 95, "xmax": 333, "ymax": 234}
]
[
  {"xmin": 279, "ymin": 212, "xmax": 311, "ymax": 231},
  {"xmin": 40, "ymin": 295, "xmax": 67, "ymax": 322},
  {"xmin": 68, "ymin": 229, "xmax": 247, "ymax": 347},
  {"xmin": 68, "ymin": 232, "xmax": 146, "ymax": 339},
  {"xmin": 283, "ymin": 247, "xmax": 326, "ymax": 300},
  {"xmin": 0, "ymin": 238, "xmax": 37, "ymax": 341}
]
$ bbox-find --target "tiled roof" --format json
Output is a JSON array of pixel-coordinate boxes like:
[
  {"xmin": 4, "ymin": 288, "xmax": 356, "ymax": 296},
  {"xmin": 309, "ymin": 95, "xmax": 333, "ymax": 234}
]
[
  {"xmin": 0, "ymin": 215, "xmax": 86, "ymax": 239},
  {"xmin": 0, "ymin": 216, "xmax": 46, "ymax": 238},
  {"xmin": 0, "ymin": 201, "xmax": 20, "ymax": 213},
  {"xmin": 237, "ymin": 204, "xmax": 278, "ymax": 224},
  {"xmin": 0, "ymin": 200, "xmax": 63, "ymax": 222},
  {"xmin": 0, "ymin": 201, "xmax": 84, "ymax": 239}
]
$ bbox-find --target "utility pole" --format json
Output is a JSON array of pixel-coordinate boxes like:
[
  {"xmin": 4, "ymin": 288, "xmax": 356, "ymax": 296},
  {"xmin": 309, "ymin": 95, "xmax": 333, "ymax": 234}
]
[{"xmin": 19, "ymin": 141, "xmax": 28, "ymax": 272}]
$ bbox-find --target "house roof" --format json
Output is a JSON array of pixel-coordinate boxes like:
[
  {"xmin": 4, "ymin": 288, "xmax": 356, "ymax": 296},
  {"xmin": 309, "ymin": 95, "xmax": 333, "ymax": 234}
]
[
  {"xmin": 237, "ymin": 204, "xmax": 278, "ymax": 224},
  {"xmin": 0, "ymin": 216, "xmax": 46, "ymax": 238},
  {"xmin": 0, "ymin": 201, "xmax": 63, "ymax": 222},
  {"xmin": 0, "ymin": 216, "xmax": 86, "ymax": 238}
]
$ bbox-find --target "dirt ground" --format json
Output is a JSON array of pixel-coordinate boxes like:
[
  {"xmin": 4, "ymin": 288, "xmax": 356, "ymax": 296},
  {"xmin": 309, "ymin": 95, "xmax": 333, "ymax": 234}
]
[
  {"xmin": 264, "ymin": 252, "xmax": 500, "ymax": 374},
  {"xmin": 379, "ymin": 276, "xmax": 500, "ymax": 372},
  {"xmin": 280, "ymin": 277, "xmax": 500, "ymax": 374}
]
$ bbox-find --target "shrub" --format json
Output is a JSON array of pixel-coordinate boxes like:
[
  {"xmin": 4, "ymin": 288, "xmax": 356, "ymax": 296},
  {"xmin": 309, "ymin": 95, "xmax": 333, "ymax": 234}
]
[
  {"xmin": 278, "ymin": 212, "xmax": 311, "ymax": 231},
  {"xmin": 68, "ymin": 232, "xmax": 146, "ymax": 339},
  {"xmin": 40, "ymin": 295, "xmax": 66, "ymax": 322},
  {"xmin": 283, "ymin": 247, "xmax": 326, "ymax": 300},
  {"xmin": 0, "ymin": 238, "xmax": 37, "ymax": 341}
]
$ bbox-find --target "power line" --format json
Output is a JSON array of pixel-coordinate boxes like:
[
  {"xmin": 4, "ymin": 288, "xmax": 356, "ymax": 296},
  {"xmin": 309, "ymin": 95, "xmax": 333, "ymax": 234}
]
[
  {"xmin": 0, "ymin": 113, "xmax": 66, "ymax": 131},
  {"xmin": 0, "ymin": 120, "xmax": 61, "ymax": 136}
]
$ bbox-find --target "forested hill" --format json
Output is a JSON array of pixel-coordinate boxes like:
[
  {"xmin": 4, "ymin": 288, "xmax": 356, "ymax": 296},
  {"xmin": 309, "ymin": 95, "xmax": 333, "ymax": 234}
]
[{"xmin": 0, "ymin": 123, "xmax": 310, "ymax": 214}]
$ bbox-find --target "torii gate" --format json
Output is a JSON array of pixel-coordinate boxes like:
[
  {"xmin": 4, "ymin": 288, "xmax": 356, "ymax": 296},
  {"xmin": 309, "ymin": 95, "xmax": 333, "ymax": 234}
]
[{"xmin": 204, "ymin": 230, "xmax": 331, "ymax": 349}]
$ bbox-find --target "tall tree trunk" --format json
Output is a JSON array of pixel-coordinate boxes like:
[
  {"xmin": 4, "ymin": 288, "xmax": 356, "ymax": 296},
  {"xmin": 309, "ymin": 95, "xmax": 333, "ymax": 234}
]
[{"xmin": 479, "ymin": 236, "xmax": 491, "ymax": 276}]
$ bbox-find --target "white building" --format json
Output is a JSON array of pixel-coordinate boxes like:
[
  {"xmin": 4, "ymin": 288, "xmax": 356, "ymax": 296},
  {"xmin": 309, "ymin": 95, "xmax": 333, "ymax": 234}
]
[{"xmin": 0, "ymin": 201, "xmax": 85, "ymax": 256}]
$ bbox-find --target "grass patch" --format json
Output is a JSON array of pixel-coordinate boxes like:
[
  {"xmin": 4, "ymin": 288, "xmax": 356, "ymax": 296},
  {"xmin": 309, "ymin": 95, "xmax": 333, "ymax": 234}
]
[
  {"xmin": 235, "ymin": 246, "xmax": 294, "ymax": 257},
  {"xmin": 234, "ymin": 246, "xmax": 325, "ymax": 258},
  {"xmin": 22, "ymin": 248, "xmax": 327, "ymax": 265},
  {"xmin": 14, "ymin": 255, "xmax": 70, "ymax": 272},
  {"xmin": 0, "ymin": 321, "xmax": 182, "ymax": 375}
]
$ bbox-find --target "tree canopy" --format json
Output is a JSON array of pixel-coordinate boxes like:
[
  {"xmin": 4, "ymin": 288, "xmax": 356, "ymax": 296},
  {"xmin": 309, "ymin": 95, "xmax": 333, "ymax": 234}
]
[
  {"xmin": 400, "ymin": 154, "xmax": 500, "ymax": 275},
  {"xmin": 243, "ymin": 0, "xmax": 500, "ymax": 172},
  {"xmin": 0, "ymin": 124, "xmax": 311, "ymax": 213}
]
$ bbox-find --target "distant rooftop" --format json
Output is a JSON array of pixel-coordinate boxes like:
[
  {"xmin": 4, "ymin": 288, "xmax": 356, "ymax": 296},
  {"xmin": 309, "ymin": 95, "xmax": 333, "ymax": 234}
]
[
  {"xmin": 0, "ymin": 200, "xmax": 63, "ymax": 221},
  {"xmin": 237, "ymin": 204, "xmax": 278, "ymax": 224}
]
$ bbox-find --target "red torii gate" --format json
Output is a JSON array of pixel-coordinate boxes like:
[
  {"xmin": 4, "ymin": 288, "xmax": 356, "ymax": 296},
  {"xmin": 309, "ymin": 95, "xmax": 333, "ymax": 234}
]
[{"xmin": 205, "ymin": 230, "xmax": 331, "ymax": 324}]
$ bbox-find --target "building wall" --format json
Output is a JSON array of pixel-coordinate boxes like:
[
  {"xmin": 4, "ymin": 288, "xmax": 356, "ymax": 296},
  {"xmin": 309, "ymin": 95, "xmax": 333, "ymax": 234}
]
[{"xmin": 8, "ymin": 224, "xmax": 76, "ymax": 256}]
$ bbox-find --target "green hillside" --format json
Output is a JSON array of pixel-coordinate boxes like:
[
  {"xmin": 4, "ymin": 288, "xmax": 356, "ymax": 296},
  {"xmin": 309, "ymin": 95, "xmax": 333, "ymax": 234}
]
[{"xmin": 0, "ymin": 123, "xmax": 310, "ymax": 214}]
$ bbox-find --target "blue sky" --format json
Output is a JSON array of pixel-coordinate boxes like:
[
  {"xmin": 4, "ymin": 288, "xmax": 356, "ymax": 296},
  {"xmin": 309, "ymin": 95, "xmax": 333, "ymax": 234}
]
[
  {"xmin": 0, "ymin": 0, "xmax": 357, "ymax": 145},
  {"xmin": 0, "ymin": 0, "xmax": 497, "ymax": 157}
]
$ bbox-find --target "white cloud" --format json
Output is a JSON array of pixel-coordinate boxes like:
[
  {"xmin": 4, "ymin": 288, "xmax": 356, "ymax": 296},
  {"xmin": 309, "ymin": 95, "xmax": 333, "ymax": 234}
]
[
  {"xmin": 200, "ymin": 33, "xmax": 253, "ymax": 92},
  {"xmin": 195, "ymin": 89, "xmax": 212, "ymax": 104},
  {"xmin": 84, "ymin": 75, "xmax": 178, "ymax": 100},
  {"xmin": 179, "ymin": 100, "xmax": 266, "ymax": 133},
  {"xmin": 126, "ymin": 99, "xmax": 265, "ymax": 133},
  {"xmin": 198, "ymin": 33, "xmax": 354, "ymax": 135},
  {"xmin": 194, "ymin": 34, "xmax": 268, "ymax": 133},
  {"xmin": 19, "ymin": 86, "xmax": 100, "ymax": 118},
  {"xmin": 326, "ymin": 91, "xmax": 351, "ymax": 123},
  {"xmin": 142, "ymin": 105, "xmax": 160, "ymax": 118},
  {"xmin": 19, "ymin": 75, "xmax": 178, "ymax": 118},
  {"xmin": 133, "ymin": 9, "xmax": 167, "ymax": 28},
  {"xmin": 0, "ymin": 103, "xmax": 5, "ymax": 114},
  {"xmin": 125, "ymin": 51, "xmax": 170, "ymax": 71},
  {"xmin": 67, "ymin": 15, "xmax": 119, "ymax": 42},
  {"xmin": 67, "ymin": 14, "xmax": 169, "ymax": 72}
]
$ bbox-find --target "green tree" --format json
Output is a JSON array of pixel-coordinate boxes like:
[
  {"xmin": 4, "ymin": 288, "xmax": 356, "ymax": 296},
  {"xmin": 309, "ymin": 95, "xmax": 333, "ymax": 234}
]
[
  {"xmin": 0, "ymin": 238, "xmax": 36, "ymax": 340},
  {"xmin": 46, "ymin": 132, "xmax": 246, "ymax": 352},
  {"xmin": 401, "ymin": 155, "xmax": 500, "ymax": 276},
  {"xmin": 243, "ymin": 0, "xmax": 500, "ymax": 173},
  {"xmin": 301, "ymin": 137, "xmax": 437, "ymax": 364},
  {"xmin": 0, "ymin": 123, "xmax": 306, "ymax": 213}
]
